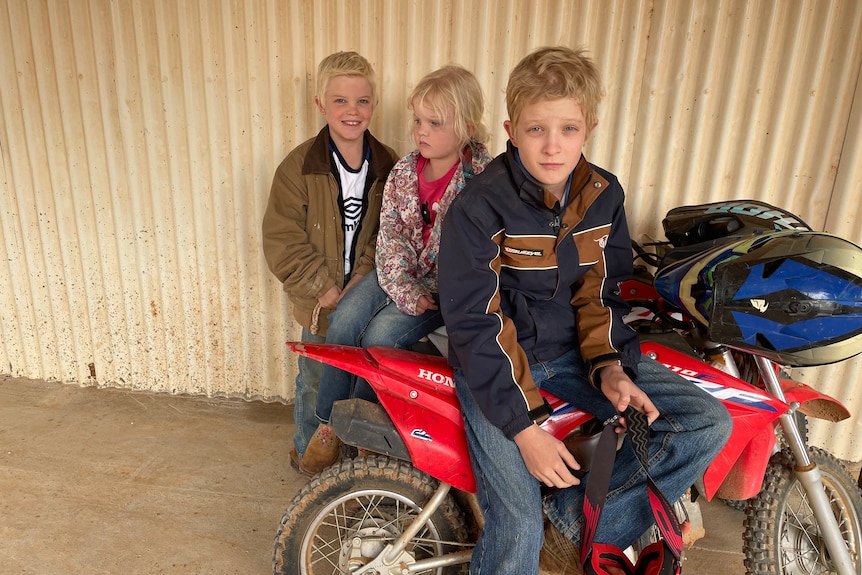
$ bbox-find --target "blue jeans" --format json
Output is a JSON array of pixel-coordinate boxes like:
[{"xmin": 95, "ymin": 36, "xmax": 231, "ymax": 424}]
[
  {"xmin": 315, "ymin": 273, "xmax": 445, "ymax": 422},
  {"xmin": 455, "ymin": 347, "xmax": 732, "ymax": 575},
  {"xmin": 294, "ymin": 328, "xmax": 325, "ymax": 458}
]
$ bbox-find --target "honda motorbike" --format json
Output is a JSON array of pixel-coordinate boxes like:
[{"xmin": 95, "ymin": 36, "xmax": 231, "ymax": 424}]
[{"xmin": 273, "ymin": 200, "xmax": 862, "ymax": 575}]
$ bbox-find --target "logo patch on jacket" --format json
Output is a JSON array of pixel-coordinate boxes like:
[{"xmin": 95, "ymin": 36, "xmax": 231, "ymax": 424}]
[
  {"xmin": 504, "ymin": 246, "xmax": 544, "ymax": 257},
  {"xmin": 572, "ymin": 224, "xmax": 612, "ymax": 266}
]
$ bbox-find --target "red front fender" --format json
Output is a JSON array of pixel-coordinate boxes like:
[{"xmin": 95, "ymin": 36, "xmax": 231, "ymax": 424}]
[
  {"xmin": 779, "ymin": 378, "xmax": 850, "ymax": 422},
  {"xmin": 706, "ymin": 378, "xmax": 849, "ymax": 501}
]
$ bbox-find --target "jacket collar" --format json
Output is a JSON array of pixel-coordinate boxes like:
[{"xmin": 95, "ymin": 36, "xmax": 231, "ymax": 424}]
[
  {"xmin": 504, "ymin": 140, "xmax": 593, "ymax": 211},
  {"xmin": 301, "ymin": 125, "xmax": 393, "ymax": 178},
  {"xmin": 406, "ymin": 140, "xmax": 491, "ymax": 179}
]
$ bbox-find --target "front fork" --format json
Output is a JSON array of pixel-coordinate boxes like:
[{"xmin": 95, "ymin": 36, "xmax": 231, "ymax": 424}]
[{"xmin": 755, "ymin": 356, "xmax": 857, "ymax": 575}]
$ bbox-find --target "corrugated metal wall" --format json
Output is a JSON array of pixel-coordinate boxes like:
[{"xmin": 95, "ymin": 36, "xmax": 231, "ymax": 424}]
[{"xmin": 1, "ymin": 0, "xmax": 861, "ymax": 457}]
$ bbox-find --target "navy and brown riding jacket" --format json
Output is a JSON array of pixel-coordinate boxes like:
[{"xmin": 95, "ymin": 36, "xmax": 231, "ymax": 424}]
[{"xmin": 439, "ymin": 142, "xmax": 641, "ymax": 440}]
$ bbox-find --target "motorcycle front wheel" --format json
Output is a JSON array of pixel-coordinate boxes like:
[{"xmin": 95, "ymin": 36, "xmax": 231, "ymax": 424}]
[
  {"xmin": 742, "ymin": 447, "xmax": 862, "ymax": 574},
  {"xmin": 273, "ymin": 456, "xmax": 470, "ymax": 575}
]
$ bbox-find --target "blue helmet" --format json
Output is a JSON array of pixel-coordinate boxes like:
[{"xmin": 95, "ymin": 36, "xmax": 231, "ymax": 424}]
[{"xmin": 654, "ymin": 231, "xmax": 862, "ymax": 366}]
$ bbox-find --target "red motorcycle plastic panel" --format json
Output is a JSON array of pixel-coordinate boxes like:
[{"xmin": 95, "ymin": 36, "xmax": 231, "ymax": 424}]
[{"xmin": 287, "ymin": 339, "xmax": 849, "ymax": 499}]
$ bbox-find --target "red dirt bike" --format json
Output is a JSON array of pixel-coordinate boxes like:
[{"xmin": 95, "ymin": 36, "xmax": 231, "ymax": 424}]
[{"xmin": 273, "ymin": 201, "xmax": 862, "ymax": 575}]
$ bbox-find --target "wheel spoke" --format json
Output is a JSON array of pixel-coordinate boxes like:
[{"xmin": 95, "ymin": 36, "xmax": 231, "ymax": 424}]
[
  {"xmin": 306, "ymin": 493, "xmax": 446, "ymax": 573},
  {"xmin": 310, "ymin": 502, "xmax": 351, "ymax": 572},
  {"xmin": 779, "ymin": 470, "xmax": 862, "ymax": 574},
  {"xmin": 309, "ymin": 536, "xmax": 342, "ymax": 573}
]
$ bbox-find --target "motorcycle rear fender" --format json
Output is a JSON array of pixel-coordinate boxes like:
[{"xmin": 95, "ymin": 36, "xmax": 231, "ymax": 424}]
[
  {"xmin": 368, "ymin": 349, "xmax": 476, "ymax": 493},
  {"xmin": 286, "ymin": 342, "xmax": 383, "ymax": 383},
  {"xmin": 288, "ymin": 342, "xmax": 477, "ymax": 492}
]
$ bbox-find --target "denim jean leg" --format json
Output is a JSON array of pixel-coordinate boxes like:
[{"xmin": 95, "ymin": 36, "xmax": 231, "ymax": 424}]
[
  {"xmin": 542, "ymin": 351, "xmax": 732, "ymax": 547},
  {"xmin": 351, "ymin": 297, "xmax": 445, "ymax": 402},
  {"xmin": 455, "ymin": 369, "xmax": 544, "ymax": 575},
  {"xmin": 294, "ymin": 328, "xmax": 326, "ymax": 458},
  {"xmin": 315, "ymin": 273, "xmax": 390, "ymax": 423},
  {"xmin": 358, "ymin": 296, "xmax": 445, "ymax": 349}
]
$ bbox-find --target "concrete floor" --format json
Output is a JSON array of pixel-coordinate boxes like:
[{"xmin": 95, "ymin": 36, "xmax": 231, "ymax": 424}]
[{"xmin": 0, "ymin": 375, "xmax": 748, "ymax": 574}]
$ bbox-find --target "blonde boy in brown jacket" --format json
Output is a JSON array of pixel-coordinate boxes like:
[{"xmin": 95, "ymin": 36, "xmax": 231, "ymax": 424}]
[{"xmin": 262, "ymin": 52, "xmax": 398, "ymax": 471}]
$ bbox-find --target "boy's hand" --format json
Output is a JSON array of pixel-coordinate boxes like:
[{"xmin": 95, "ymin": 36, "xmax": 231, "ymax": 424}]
[
  {"xmin": 414, "ymin": 295, "xmax": 438, "ymax": 315},
  {"xmin": 318, "ymin": 285, "xmax": 341, "ymax": 309},
  {"xmin": 513, "ymin": 424, "xmax": 581, "ymax": 488},
  {"xmin": 599, "ymin": 365, "xmax": 660, "ymax": 425}
]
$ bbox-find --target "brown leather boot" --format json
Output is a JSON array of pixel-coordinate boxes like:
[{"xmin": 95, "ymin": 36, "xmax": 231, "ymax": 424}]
[
  {"xmin": 289, "ymin": 448, "xmax": 314, "ymax": 478},
  {"xmin": 300, "ymin": 424, "xmax": 342, "ymax": 475}
]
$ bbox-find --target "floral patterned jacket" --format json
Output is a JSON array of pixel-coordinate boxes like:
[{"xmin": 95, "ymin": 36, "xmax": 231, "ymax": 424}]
[{"xmin": 376, "ymin": 141, "xmax": 492, "ymax": 315}]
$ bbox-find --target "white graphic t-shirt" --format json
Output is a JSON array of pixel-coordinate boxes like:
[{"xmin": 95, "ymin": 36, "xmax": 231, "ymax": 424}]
[{"xmin": 332, "ymin": 149, "xmax": 369, "ymax": 275}]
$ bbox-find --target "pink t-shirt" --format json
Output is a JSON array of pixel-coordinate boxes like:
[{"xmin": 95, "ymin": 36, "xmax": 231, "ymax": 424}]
[{"xmin": 417, "ymin": 155, "xmax": 460, "ymax": 245}]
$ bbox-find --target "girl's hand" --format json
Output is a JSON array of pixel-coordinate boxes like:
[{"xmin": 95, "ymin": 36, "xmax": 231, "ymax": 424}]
[{"xmin": 414, "ymin": 295, "xmax": 439, "ymax": 315}]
